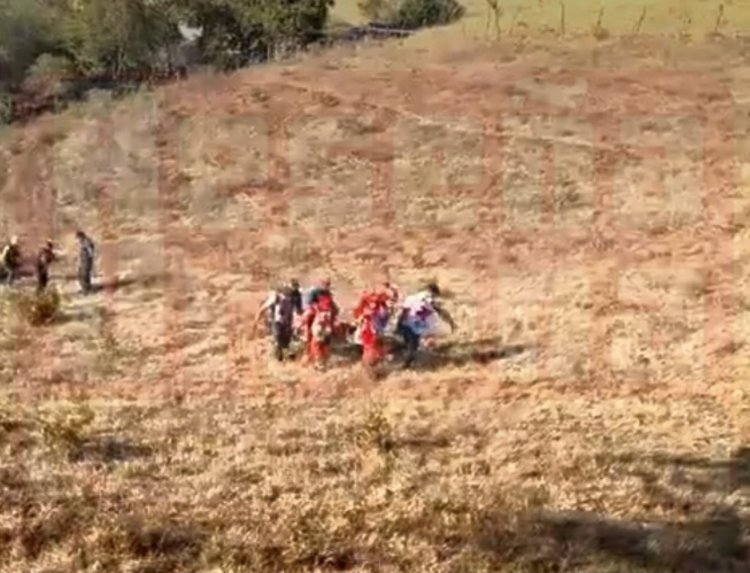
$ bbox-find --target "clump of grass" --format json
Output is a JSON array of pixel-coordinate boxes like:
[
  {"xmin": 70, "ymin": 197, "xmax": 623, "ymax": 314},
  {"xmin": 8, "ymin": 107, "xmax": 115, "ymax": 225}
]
[
  {"xmin": 106, "ymin": 515, "xmax": 207, "ymax": 562},
  {"xmin": 16, "ymin": 497, "xmax": 92, "ymax": 560},
  {"xmin": 251, "ymin": 87, "xmax": 271, "ymax": 103},
  {"xmin": 337, "ymin": 116, "xmax": 382, "ymax": 136},
  {"xmin": 36, "ymin": 119, "xmax": 70, "ymax": 147},
  {"xmin": 36, "ymin": 400, "xmax": 95, "ymax": 459},
  {"xmin": 0, "ymin": 397, "xmax": 31, "ymax": 447},
  {"xmin": 591, "ymin": 7, "xmax": 610, "ymax": 41},
  {"xmin": 0, "ymin": 398, "xmax": 744, "ymax": 572},
  {"xmin": 6, "ymin": 288, "xmax": 62, "ymax": 326},
  {"xmin": 264, "ymin": 236, "xmax": 325, "ymax": 269},
  {"xmin": 354, "ymin": 402, "xmax": 396, "ymax": 455},
  {"xmin": 94, "ymin": 331, "xmax": 141, "ymax": 378}
]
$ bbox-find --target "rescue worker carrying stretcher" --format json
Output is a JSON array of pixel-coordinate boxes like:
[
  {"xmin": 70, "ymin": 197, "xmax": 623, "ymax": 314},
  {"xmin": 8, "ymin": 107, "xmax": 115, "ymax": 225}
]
[
  {"xmin": 254, "ymin": 284, "xmax": 298, "ymax": 362},
  {"xmin": 396, "ymin": 282, "xmax": 456, "ymax": 369},
  {"xmin": 302, "ymin": 288, "xmax": 337, "ymax": 371},
  {"xmin": 353, "ymin": 281, "xmax": 399, "ymax": 371}
]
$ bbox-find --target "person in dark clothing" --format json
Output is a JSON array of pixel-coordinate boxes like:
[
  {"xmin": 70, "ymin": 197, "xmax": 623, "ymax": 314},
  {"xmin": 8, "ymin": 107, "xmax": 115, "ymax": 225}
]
[
  {"xmin": 1, "ymin": 236, "xmax": 21, "ymax": 286},
  {"xmin": 396, "ymin": 319, "xmax": 422, "ymax": 369},
  {"xmin": 36, "ymin": 240, "xmax": 58, "ymax": 293},
  {"xmin": 75, "ymin": 230, "xmax": 95, "ymax": 294},
  {"xmin": 255, "ymin": 286, "xmax": 297, "ymax": 362},
  {"xmin": 289, "ymin": 278, "xmax": 303, "ymax": 316}
]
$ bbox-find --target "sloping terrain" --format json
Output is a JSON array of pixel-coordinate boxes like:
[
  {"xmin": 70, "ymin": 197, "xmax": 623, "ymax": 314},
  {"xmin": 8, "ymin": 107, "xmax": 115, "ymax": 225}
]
[
  {"xmin": 0, "ymin": 395, "xmax": 746, "ymax": 572},
  {"xmin": 1, "ymin": 35, "xmax": 749, "ymax": 402},
  {"xmin": 1, "ymin": 26, "xmax": 750, "ymax": 572}
]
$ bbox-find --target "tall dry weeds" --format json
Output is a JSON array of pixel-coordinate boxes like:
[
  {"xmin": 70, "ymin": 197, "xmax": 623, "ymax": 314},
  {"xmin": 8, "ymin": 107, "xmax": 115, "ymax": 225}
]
[{"xmin": 0, "ymin": 398, "xmax": 745, "ymax": 573}]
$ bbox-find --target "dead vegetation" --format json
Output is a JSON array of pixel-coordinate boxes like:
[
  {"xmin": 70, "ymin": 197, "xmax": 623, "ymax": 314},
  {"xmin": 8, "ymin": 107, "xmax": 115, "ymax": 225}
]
[
  {"xmin": 1, "ymin": 288, "xmax": 62, "ymax": 327},
  {"xmin": 0, "ymin": 397, "xmax": 747, "ymax": 572},
  {"xmin": 1, "ymin": 15, "xmax": 750, "ymax": 573}
]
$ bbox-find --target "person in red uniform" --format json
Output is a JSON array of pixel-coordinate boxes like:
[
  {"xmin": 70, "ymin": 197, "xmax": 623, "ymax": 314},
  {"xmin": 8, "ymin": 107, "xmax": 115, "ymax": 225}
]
[
  {"xmin": 354, "ymin": 291, "xmax": 388, "ymax": 368},
  {"xmin": 353, "ymin": 281, "xmax": 399, "ymax": 370},
  {"xmin": 302, "ymin": 290, "xmax": 336, "ymax": 370}
]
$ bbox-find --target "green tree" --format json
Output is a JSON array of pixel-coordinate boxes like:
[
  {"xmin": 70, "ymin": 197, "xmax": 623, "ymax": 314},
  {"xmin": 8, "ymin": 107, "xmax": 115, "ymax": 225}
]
[
  {"xmin": 357, "ymin": 0, "xmax": 399, "ymax": 24},
  {"xmin": 175, "ymin": 0, "xmax": 333, "ymax": 69},
  {"xmin": 394, "ymin": 0, "xmax": 464, "ymax": 29},
  {"xmin": 0, "ymin": 0, "xmax": 64, "ymax": 87},
  {"xmin": 59, "ymin": 0, "xmax": 181, "ymax": 79},
  {"xmin": 358, "ymin": 0, "xmax": 464, "ymax": 29},
  {"xmin": 22, "ymin": 53, "xmax": 75, "ymax": 101},
  {"xmin": 0, "ymin": 0, "xmax": 336, "ymax": 124}
]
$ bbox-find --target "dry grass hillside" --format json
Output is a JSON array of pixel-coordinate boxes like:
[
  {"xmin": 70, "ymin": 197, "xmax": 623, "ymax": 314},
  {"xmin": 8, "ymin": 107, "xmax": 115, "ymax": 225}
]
[{"xmin": 1, "ymin": 4, "xmax": 750, "ymax": 571}]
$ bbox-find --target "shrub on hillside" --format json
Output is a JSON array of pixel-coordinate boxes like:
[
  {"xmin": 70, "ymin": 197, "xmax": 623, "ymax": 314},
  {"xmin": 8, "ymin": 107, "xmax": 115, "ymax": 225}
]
[
  {"xmin": 0, "ymin": 91, "xmax": 12, "ymax": 125},
  {"xmin": 358, "ymin": 0, "xmax": 400, "ymax": 24},
  {"xmin": 37, "ymin": 400, "xmax": 95, "ymax": 459},
  {"xmin": 359, "ymin": 0, "xmax": 465, "ymax": 30},
  {"xmin": 0, "ymin": 0, "xmax": 181, "ymax": 121},
  {"xmin": 21, "ymin": 54, "xmax": 76, "ymax": 101},
  {"xmin": 393, "ymin": 0, "xmax": 465, "ymax": 29},
  {"xmin": 177, "ymin": 0, "xmax": 335, "ymax": 69},
  {"xmin": 59, "ymin": 0, "xmax": 182, "ymax": 79},
  {"xmin": 0, "ymin": 0, "xmax": 62, "ymax": 86},
  {"xmin": 10, "ymin": 289, "xmax": 62, "ymax": 327},
  {"xmin": 0, "ymin": 0, "xmax": 338, "ymax": 123}
]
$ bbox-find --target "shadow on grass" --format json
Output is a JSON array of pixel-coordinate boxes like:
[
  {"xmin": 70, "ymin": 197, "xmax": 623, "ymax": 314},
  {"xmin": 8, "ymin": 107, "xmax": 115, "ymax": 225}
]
[
  {"xmin": 319, "ymin": 335, "xmax": 529, "ymax": 375},
  {"xmin": 100, "ymin": 271, "xmax": 174, "ymax": 293},
  {"xmin": 49, "ymin": 271, "xmax": 171, "ymax": 293},
  {"xmin": 54, "ymin": 310, "xmax": 93, "ymax": 325},
  {"xmin": 71, "ymin": 434, "xmax": 154, "ymax": 464},
  {"xmin": 401, "ymin": 336, "xmax": 528, "ymax": 371},
  {"xmin": 611, "ymin": 448, "xmax": 750, "ymax": 491},
  {"xmin": 469, "ymin": 448, "xmax": 750, "ymax": 573}
]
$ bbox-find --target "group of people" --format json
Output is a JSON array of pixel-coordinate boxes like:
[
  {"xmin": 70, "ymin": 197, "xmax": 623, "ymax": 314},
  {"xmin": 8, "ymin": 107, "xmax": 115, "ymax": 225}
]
[
  {"xmin": 2, "ymin": 229, "xmax": 456, "ymax": 373},
  {"xmin": 0, "ymin": 230, "xmax": 96, "ymax": 294},
  {"xmin": 254, "ymin": 277, "xmax": 456, "ymax": 372}
]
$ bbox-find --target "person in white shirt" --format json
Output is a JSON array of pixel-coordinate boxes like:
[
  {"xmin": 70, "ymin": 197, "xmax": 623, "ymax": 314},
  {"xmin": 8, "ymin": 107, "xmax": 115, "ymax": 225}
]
[{"xmin": 395, "ymin": 282, "xmax": 455, "ymax": 369}]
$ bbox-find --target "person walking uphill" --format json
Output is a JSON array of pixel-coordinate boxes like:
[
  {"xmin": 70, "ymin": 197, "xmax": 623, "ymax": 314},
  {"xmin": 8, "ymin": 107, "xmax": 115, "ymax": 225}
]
[
  {"xmin": 302, "ymin": 289, "xmax": 337, "ymax": 371},
  {"xmin": 289, "ymin": 278, "xmax": 303, "ymax": 316},
  {"xmin": 353, "ymin": 287, "xmax": 392, "ymax": 372},
  {"xmin": 396, "ymin": 282, "xmax": 456, "ymax": 369},
  {"xmin": 254, "ymin": 285, "xmax": 297, "ymax": 362},
  {"xmin": 304, "ymin": 277, "xmax": 340, "ymax": 321},
  {"xmin": 76, "ymin": 230, "xmax": 95, "ymax": 294}
]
